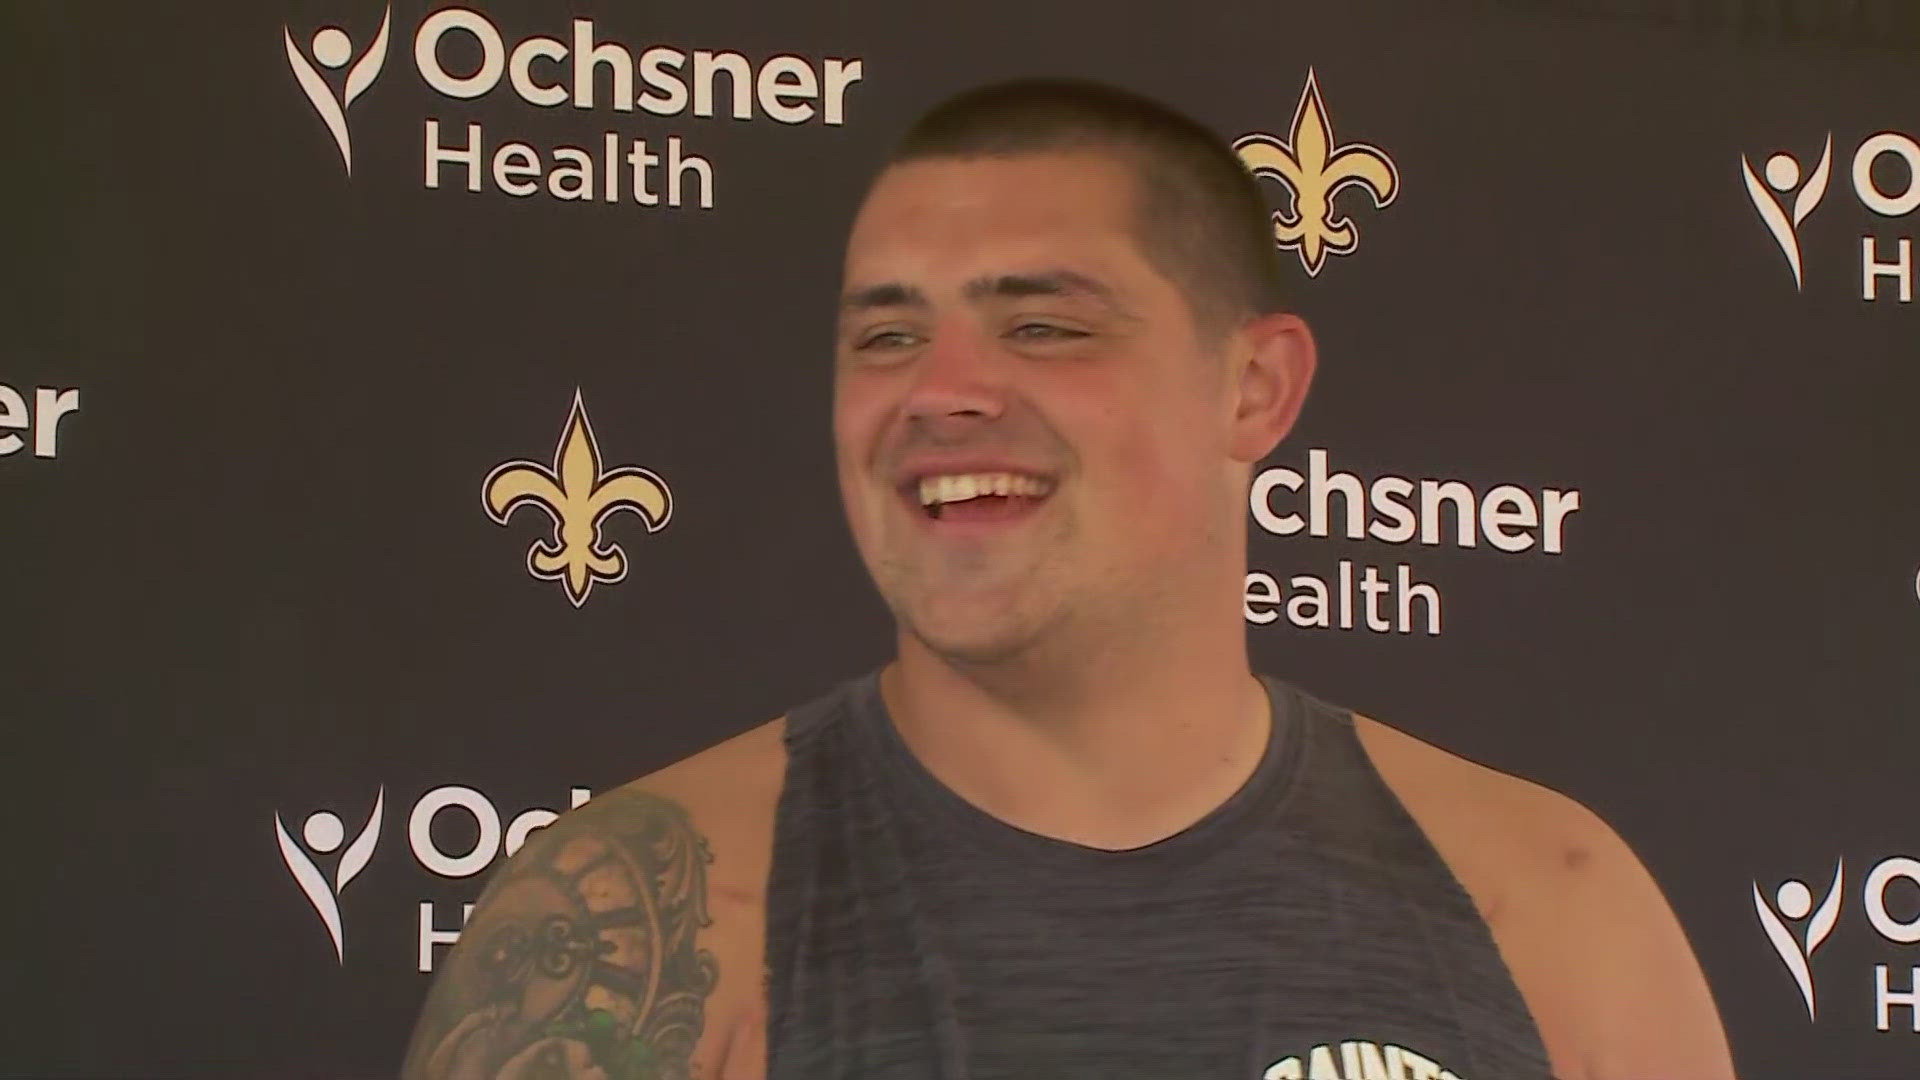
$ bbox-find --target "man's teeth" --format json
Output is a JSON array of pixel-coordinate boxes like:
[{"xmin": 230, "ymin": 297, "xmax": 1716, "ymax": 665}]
[{"xmin": 917, "ymin": 473, "xmax": 1052, "ymax": 507}]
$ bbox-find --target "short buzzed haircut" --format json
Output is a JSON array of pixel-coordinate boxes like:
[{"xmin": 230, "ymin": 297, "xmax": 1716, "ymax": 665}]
[{"xmin": 886, "ymin": 77, "xmax": 1287, "ymax": 346}]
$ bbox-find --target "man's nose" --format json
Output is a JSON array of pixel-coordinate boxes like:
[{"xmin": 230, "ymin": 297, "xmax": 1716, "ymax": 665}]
[{"xmin": 901, "ymin": 321, "xmax": 1008, "ymax": 425}]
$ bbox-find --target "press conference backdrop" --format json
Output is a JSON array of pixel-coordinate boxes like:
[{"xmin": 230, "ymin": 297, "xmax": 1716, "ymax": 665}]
[{"xmin": 5, "ymin": 0, "xmax": 1916, "ymax": 1076}]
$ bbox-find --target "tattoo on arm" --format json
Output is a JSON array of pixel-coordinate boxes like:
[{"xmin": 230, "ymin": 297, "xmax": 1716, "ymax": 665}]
[{"xmin": 401, "ymin": 789, "xmax": 720, "ymax": 1080}]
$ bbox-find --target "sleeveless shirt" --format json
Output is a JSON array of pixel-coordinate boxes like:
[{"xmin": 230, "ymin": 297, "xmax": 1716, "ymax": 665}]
[{"xmin": 765, "ymin": 671, "xmax": 1553, "ymax": 1080}]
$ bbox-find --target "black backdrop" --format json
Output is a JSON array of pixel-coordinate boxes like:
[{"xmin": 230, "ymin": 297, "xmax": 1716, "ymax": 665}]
[{"xmin": 7, "ymin": 1, "xmax": 1918, "ymax": 1076}]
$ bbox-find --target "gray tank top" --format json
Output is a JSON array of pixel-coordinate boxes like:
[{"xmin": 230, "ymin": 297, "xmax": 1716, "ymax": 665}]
[{"xmin": 766, "ymin": 671, "xmax": 1552, "ymax": 1080}]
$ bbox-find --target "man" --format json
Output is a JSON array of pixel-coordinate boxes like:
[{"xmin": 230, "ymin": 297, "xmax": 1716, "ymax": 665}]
[{"xmin": 402, "ymin": 79, "xmax": 1736, "ymax": 1080}]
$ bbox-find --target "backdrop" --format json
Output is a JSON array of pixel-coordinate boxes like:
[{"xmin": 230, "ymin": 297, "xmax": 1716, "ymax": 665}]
[{"xmin": 7, "ymin": 1, "xmax": 1918, "ymax": 1077}]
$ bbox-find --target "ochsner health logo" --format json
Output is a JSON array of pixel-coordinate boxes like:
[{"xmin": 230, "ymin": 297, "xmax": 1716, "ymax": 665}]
[
  {"xmin": 1753, "ymin": 859, "xmax": 1844, "ymax": 1019},
  {"xmin": 275, "ymin": 789, "xmax": 385, "ymax": 962},
  {"xmin": 1740, "ymin": 135, "xmax": 1833, "ymax": 289},
  {"xmin": 1752, "ymin": 856, "xmax": 1920, "ymax": 1030},
  {"xmin": 284, "ymin": 5, "xmax": 392, "ymax": 175},
  {"xmin": 1740, "ymin": 130, "xmax": 1920, "ymax": 302}
]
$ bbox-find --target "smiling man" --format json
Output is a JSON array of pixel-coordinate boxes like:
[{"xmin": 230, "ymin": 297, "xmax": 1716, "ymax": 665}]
[{"xmin": 402, "ymin": 80, "xmax": 1736, "ymax": 1080}]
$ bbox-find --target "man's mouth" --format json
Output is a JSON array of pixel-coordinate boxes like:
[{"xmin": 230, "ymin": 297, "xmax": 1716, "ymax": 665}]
[{"xmin": 909, "ymin": 471, "xmax": 1056, "ymax": 522}]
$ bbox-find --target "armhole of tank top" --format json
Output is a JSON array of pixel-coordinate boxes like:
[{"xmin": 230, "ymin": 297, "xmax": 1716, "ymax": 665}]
[
  {"xmin": 1316, "ymin": 700, "xmax": 1483, "ymax": 897},
  {"xmin": 1303, "ymin": 695, "xmax": 1541, "ymax": 1075},
  {"xmin": 779, "ymin": 672, "xmax": 869, "ymax": 754},
  {"xmin": 764, "ymin": 675, "xmax": 867, "ymax": 1059}
]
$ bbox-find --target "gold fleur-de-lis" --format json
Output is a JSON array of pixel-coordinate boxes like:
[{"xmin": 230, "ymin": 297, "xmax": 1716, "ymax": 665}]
[
  {"xmin": 1234, "ymin": 69, "xmax": 1399, "ymax": 276},
  {"xmin": 482, "ymin": 390, "xmax": 672, "ymax": 607}
]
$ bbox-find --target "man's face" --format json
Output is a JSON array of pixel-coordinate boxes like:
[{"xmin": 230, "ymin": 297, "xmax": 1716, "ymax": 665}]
[{"xmin": 833, "ymin": 151, "xmax": 1252, "ymax": 663}]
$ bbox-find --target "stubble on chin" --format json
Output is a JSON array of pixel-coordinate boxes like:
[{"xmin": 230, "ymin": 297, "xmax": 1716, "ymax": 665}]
[
  {"xmin": 886, "ymin": 538, "xmax": 1087, "ymax": 669},
  {"xmin": 860, "ymin": 487, "xmax": 1086, "ymax": 666},
  {"xmin": 902, "ymin": 581, "xmax": 1056, "ymax": 667}
]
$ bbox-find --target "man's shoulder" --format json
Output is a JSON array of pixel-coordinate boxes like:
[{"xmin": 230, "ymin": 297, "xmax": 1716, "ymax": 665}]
[
  {"xmin": 1351, "ymin": 711, "xmax": 1662, "ymax": 945},
  {"xmin": 1352, "ymin": 714, "xmax": 1734, "ymax": 1080},
  {"xmin": 570, "ymin": 714, "xmax": 790, "ymax": 888},
  {"xmin": 399, "ymin": 715, "xmax": 790, "ymax": 1080},
  {"xmin": 1351, "ymin": 714, "xmax": 1614, "ymax": 896},
  {"xmin": 620, "ymin": 716, "xmax": 791, "ymax": 825}
]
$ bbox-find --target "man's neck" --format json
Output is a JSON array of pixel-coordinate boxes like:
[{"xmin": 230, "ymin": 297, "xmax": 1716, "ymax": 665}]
[{"xmin": 879, "ymin": 618, "xmax": 1272, "ymax": 852}]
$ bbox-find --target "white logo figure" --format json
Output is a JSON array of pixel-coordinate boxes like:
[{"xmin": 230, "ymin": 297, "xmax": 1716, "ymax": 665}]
[
  {"xmin": 1741, "ymin": 136, "xmax": 1833, "ymax": 289},
  {"xmin": 1753, "ymin": 859, "xmax": 1844, "ymax": 1019},
  {"xmin": 276, "ymin": 788, "xmax": 384, "ymax": 963},
  {"xmin": 283, "ymin": 6, "xmax": 392, "ymax": 176}
]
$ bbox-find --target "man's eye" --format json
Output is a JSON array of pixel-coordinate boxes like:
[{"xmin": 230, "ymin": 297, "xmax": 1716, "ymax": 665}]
[
  {"xmin": 856, "ymin": 330, "xmax": 919, "ymax": 350},
  {"xmin": 1009, "ymin": 323, "xmax": 1086, "ymax": 341}
]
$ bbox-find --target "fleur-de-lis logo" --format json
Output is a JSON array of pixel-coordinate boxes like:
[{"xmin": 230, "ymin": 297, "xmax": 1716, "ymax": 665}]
[
  {"xmin": 1235, "ymin": 69, "xmax": 1400, "ymax": 276},
  {"xmin": 482, "ymin": 391, "xmax": 672, "ymax": 607}
]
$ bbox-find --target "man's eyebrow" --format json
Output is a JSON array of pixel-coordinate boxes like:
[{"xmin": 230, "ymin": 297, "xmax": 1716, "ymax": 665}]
[
  {"xmin": 962, "ymin": 270, "xmax": 1127, "ymax": 310},
  {"xmin": 840, "ymin": 282, "xmax": 926, "ymax": 312},
  {"xmin": 838, "ymin": 270, "xmax": 1131, "ymax": 314}
]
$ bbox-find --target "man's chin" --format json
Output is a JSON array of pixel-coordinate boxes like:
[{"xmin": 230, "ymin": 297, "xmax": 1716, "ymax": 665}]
[{"xmin": 898, "ymin": 596, "xmax": 1052, "ymax": 669}]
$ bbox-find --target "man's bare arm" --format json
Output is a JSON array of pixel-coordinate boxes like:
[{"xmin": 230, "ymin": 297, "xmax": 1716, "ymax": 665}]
[
  {"xmin": 1541, "ymin": 801, "xmax": 1736, "ymax": 1080},
  {"xmin": 1356, "ymin": 717, "xmax": 1735, "ymax": 1080},
  {"xmin": 400, "ymin": 785, "xmax": 721, "ymax": 1080}
]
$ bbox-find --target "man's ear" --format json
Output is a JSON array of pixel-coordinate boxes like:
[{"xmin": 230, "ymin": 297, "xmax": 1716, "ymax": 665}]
[{"xmin": 1227, "ymin": 312, "xmax": 1316, "ymax": 463}]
